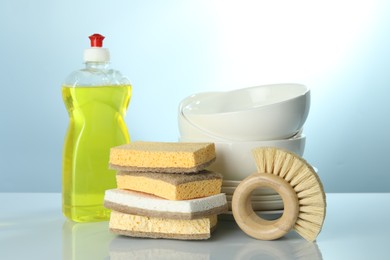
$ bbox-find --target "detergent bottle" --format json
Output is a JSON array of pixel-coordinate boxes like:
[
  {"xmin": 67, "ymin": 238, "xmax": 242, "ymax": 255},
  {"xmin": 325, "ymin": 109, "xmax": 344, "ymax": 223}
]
[{"xmin": 62, "ymin": 34, "xmax": 131, "ymax": 222}]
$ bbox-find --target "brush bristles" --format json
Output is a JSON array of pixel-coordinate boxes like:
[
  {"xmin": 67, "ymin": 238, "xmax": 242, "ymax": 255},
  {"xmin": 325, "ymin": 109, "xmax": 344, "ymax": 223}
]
[
  {"xmin": 252, "ymin": 147, "xmax": 326, "ymax": 242},
  {"xmin": 295, "ymin": 221, "xmax": 321, "ymax": 242}
]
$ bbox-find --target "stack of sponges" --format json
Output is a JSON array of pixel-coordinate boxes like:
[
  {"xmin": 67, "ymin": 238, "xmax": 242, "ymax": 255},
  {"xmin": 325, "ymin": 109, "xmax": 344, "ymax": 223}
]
[{"xmin": 104, "ymin": 141, "xmax": 228, "ymax": 240}]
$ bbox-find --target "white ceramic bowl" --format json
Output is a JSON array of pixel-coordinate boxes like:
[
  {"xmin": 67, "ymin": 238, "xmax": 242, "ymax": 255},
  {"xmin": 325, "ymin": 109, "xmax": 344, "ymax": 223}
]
[
  {"xmin": 179, "ymin": 111, "xmax": 303, "ymax": 141},
  {"xmin": 180, "ymin": 84, "xmax": 310, "ymax": 141},
  {"xmin": 178, "ymin": 92, "xmax": 225, "ymax": 140},
  {"xmin": 179, "ymin": 134, "xmax": 306, "ymax": 181},
  {"xmin": 178, "ymin": 111, "xmax": 232, "ymax": 140}
]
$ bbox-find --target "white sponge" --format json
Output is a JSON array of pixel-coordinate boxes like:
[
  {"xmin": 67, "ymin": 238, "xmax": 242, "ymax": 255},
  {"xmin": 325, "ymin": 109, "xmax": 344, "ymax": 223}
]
[{"xmin": 104, "ymin": 189, "xmax": 228, "ymax": 219}]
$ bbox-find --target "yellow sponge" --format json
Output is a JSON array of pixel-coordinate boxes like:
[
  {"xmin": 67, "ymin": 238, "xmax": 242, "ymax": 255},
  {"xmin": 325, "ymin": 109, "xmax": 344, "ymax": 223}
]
[
  {"xmin": 116, "ymin": 170, "xmax": 222, "ymax": 200},
  {"xmin": 109, "ymin": 211, "xmax": 217, "ymax": 240},
  {"xmin": 109, "ymin": 141, "xmax": 216, "ymax": 173}
]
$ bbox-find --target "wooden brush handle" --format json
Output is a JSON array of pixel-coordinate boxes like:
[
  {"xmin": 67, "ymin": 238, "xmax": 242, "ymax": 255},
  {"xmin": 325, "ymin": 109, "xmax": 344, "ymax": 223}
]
[{"xmin": 232, "ymin": 173, "xmax": 299, "ymax": 240}]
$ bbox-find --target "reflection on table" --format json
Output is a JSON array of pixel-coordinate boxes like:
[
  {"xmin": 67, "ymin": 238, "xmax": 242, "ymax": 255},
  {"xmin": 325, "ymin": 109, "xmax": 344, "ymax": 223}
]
[{"xmin": 62, "ymin": 219, "xmax": 322, "ymax": 260}]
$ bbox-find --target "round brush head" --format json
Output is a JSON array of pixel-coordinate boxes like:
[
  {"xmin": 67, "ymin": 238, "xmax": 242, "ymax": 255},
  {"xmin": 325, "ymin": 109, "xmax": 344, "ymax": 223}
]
[{"xmin": 252, "ymin": 147, "xmax": 326, "ymax": 241}]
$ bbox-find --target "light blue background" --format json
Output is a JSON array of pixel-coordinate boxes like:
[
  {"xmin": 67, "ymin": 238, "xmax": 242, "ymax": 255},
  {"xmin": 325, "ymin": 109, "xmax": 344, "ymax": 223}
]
[{"xmin": 1, "ymin": 0, "xmax": 389, "ymax": 192}]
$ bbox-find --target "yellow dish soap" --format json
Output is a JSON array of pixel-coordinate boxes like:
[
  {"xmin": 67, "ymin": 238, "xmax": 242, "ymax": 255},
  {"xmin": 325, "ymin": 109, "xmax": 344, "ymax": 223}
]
[{"xmin": 62, "ymin": 34, "xmax": 132, "ymax": 222}]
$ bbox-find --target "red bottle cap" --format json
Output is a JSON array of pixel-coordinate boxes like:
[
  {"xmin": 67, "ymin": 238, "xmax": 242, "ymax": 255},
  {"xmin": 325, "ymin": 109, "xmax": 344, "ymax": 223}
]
[{"xmin": 89, "ymin": 34, "xmax": 105, "ymax": 47}]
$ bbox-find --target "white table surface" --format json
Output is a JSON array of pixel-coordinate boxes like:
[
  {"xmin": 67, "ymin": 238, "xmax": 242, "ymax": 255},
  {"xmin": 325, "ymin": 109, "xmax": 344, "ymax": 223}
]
[{"xmin": 0, "ymin": 193, "xmax": 389, "ymax": 260}]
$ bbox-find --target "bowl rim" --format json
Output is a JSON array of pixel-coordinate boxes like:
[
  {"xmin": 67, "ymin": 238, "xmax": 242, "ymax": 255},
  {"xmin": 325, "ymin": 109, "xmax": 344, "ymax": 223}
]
[{"xmin": 181, "ymin": 83, "xmax": 310, "ymax": 116}]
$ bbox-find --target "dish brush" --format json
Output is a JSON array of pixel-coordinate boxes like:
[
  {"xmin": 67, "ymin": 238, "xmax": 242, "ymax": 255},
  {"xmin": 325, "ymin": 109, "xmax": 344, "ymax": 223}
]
[{"xmin": 232, "ymin": 147, "xmax": 326, "ymax": 241}]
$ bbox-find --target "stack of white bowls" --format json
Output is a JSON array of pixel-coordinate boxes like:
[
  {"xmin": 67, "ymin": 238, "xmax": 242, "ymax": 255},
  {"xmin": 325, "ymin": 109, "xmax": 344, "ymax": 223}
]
[{"xmin": 178, "ymin": 83, "xmax": 310, "ymax": 215}]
